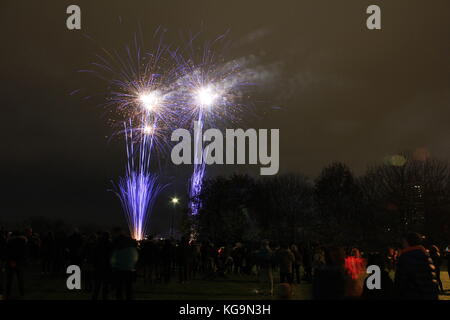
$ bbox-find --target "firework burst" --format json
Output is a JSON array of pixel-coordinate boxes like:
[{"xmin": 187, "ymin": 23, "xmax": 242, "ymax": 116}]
[
  {"xmin": 170, "ymin": 32, "xmax": 253, "ymax": 215},
  {"xmin": 84, "ymin": 27, "xmax": 257, "ymax": 236},
  {"xmin": 86, "ymin": 29, "xmax": 180, "ymax": 159},
  {"xmin": 87, "ymin": 29, "xmax": 178, "ymax": 239}
]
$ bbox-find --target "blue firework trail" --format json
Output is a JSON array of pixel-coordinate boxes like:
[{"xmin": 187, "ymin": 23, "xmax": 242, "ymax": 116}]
[
  {"xmin": 170, "ymin": 32, "xmax": 252, "ymax": 215},
  {"xmin": 114, "ymin": 120, "xmax": 164, "ymax": 240}
]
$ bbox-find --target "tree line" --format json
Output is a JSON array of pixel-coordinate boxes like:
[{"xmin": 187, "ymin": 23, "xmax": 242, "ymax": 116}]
[{"xmin": 188, "ymin": 155, "xmax": 450, "ymax": 248}]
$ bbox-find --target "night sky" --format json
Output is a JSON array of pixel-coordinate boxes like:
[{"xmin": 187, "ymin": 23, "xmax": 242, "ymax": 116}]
[{"xmin": 1, "ymin": 0, "xmax": 449, "ymax": 232}]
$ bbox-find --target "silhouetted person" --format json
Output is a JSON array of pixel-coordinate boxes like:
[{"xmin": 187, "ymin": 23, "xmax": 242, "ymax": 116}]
[
  {"xmin": 278, "ymin": 283, "xmax": 293, "ymax": 300},
  {"xmin": 302, "ymin": 244, "xmax": 313, "ymax": 282},
  {"xmin": 53, "ymin": 232, "xmax": 67, "ymax": 275},
  {"xmin": 291, "ymin": 244, "xmax": 303, "ymax": 284},
  {"xmin": 92, "ymin": 232, "xmax": 112, "ymax": 300},
  {"xmin": 216, "ymin": 246, "xmax": 228, "ymax": 277},
  {"xmin": 41, "ymin": 232, "xmax": 55, "ymax": 275},
  {"xmin": 0, "ymin": 228, "xmax": 7, "ymax": 298},
  {"xmin": 243, "ymin": 242, "xmax": 257, "ymax": 275},
  {"xmin": 256, "ymin": 240, "xmax": 273, "ymax": 296},
  {"xmin": 313, "ymin": 246, "xmax": 348, "ymax": 300},
  {"xmin": 161, "ymin": 239, "xmax": 174, "ymax": 284},
  {"xmin": 394, "ymin": 233, "xmax": 439, "ymax": 300},
  {"xmin": 111, "ymin": 234, "xmax": 138, "ymax": 300},
  {"xmin": 140, "ymin": 239, "xmax": 156, "ymax": 283},
  {"xmin": 223, "ymin": 244, "xmax": 234, "ymax": 275},
  {"xmin": 446, "ymin": 244, "xmax": 450, "ymax": 284},
  {"xmin": 202, "ymin": 241, "xmax": 216, "ymax": 279},
  {"xmin": 362, "ymin": 253, "xmax": 394, "ymax": 300},
  {"xmin": 232, "ymin": 243, "xmax": 245, "ymax": 275},
  {"xmin": 276, "ymin": 243, "xmax": 295, "ymax": 284},
  {"xmin": 177, "ymin": 237, "xmax": 190, "ymax": 283},
  {"xmin": 5, "ymin": 231, "xmax": 27, "ymax": 299},
  {"xmin": 190, "ymin": 241, "xmax": 201, "ymax": 279},
  {"xmin": 82, "ymin": 233, "xmax": 97, "ymax": 292},
  {"xmin": 26, "ymin": 230, "xmax": 40, "ymax": 264},
  {"xmin": 67, "ymin": 230, "xmax": 83, "ymax": 266},
  {"xmin": 429, "ymin": 245, "xmax": 444, "ymax": 293},
  {"xmin": 385, "ymin": 247, "xmax": 396, "ymax": 272}
]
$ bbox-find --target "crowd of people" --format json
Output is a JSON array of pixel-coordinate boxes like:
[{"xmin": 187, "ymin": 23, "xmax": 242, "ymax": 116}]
[{"xmin": 0, "ymin": 226, "xmax": 448, "ymax": 300}]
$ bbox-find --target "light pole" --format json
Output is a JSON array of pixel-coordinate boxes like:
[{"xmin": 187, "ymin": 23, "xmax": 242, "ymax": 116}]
[{"xmin": 170, "ymin": 197, "xmax": 179, "ymax": 238}]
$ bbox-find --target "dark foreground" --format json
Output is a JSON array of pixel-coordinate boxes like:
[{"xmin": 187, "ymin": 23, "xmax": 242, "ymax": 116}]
[{"xmin": 3, "ymin": 263, "xmax": 450, "ymax": 300}]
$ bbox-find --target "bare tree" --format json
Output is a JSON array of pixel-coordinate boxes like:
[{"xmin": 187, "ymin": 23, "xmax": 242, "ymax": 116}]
[
  {"xmin": 314, "ymin": 162, "xmax": 363, "ymax": 245},
  {"xmin": 361, "ymin": 155, "xmax": 450, "ymax": 245}
]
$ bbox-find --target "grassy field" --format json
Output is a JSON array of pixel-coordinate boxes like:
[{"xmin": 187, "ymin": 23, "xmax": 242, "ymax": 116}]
[{"xmin": 5, "ymin": 265, "xmax": 450, "ymax": 300}]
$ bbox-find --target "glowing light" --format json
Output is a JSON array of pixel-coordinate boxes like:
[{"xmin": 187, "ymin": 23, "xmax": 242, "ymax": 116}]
[
  {"xmin": 344, "ymin": 256, "xmax": 366, "ymax": 280},
  {"xmin": 196, "ymin": 86, "xmax": 218, "ymax": 107},
  {"xmin": 390, "ymin": 154, "xmax": 407, "ymax": 167},
  {"xmin": 89, "ymin": 31, "xmax": 178, "ymax": 241},
  {"xmin": 171, "ymin": 197, "xmax": 179, "ymax": 205},
  {"xmin": 143, "ymin": 125, "xmax": 153, "ymax": 135},
  {"xmin": 139, "ymin": 91, "xmax": 161, "ymax": 111}
]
